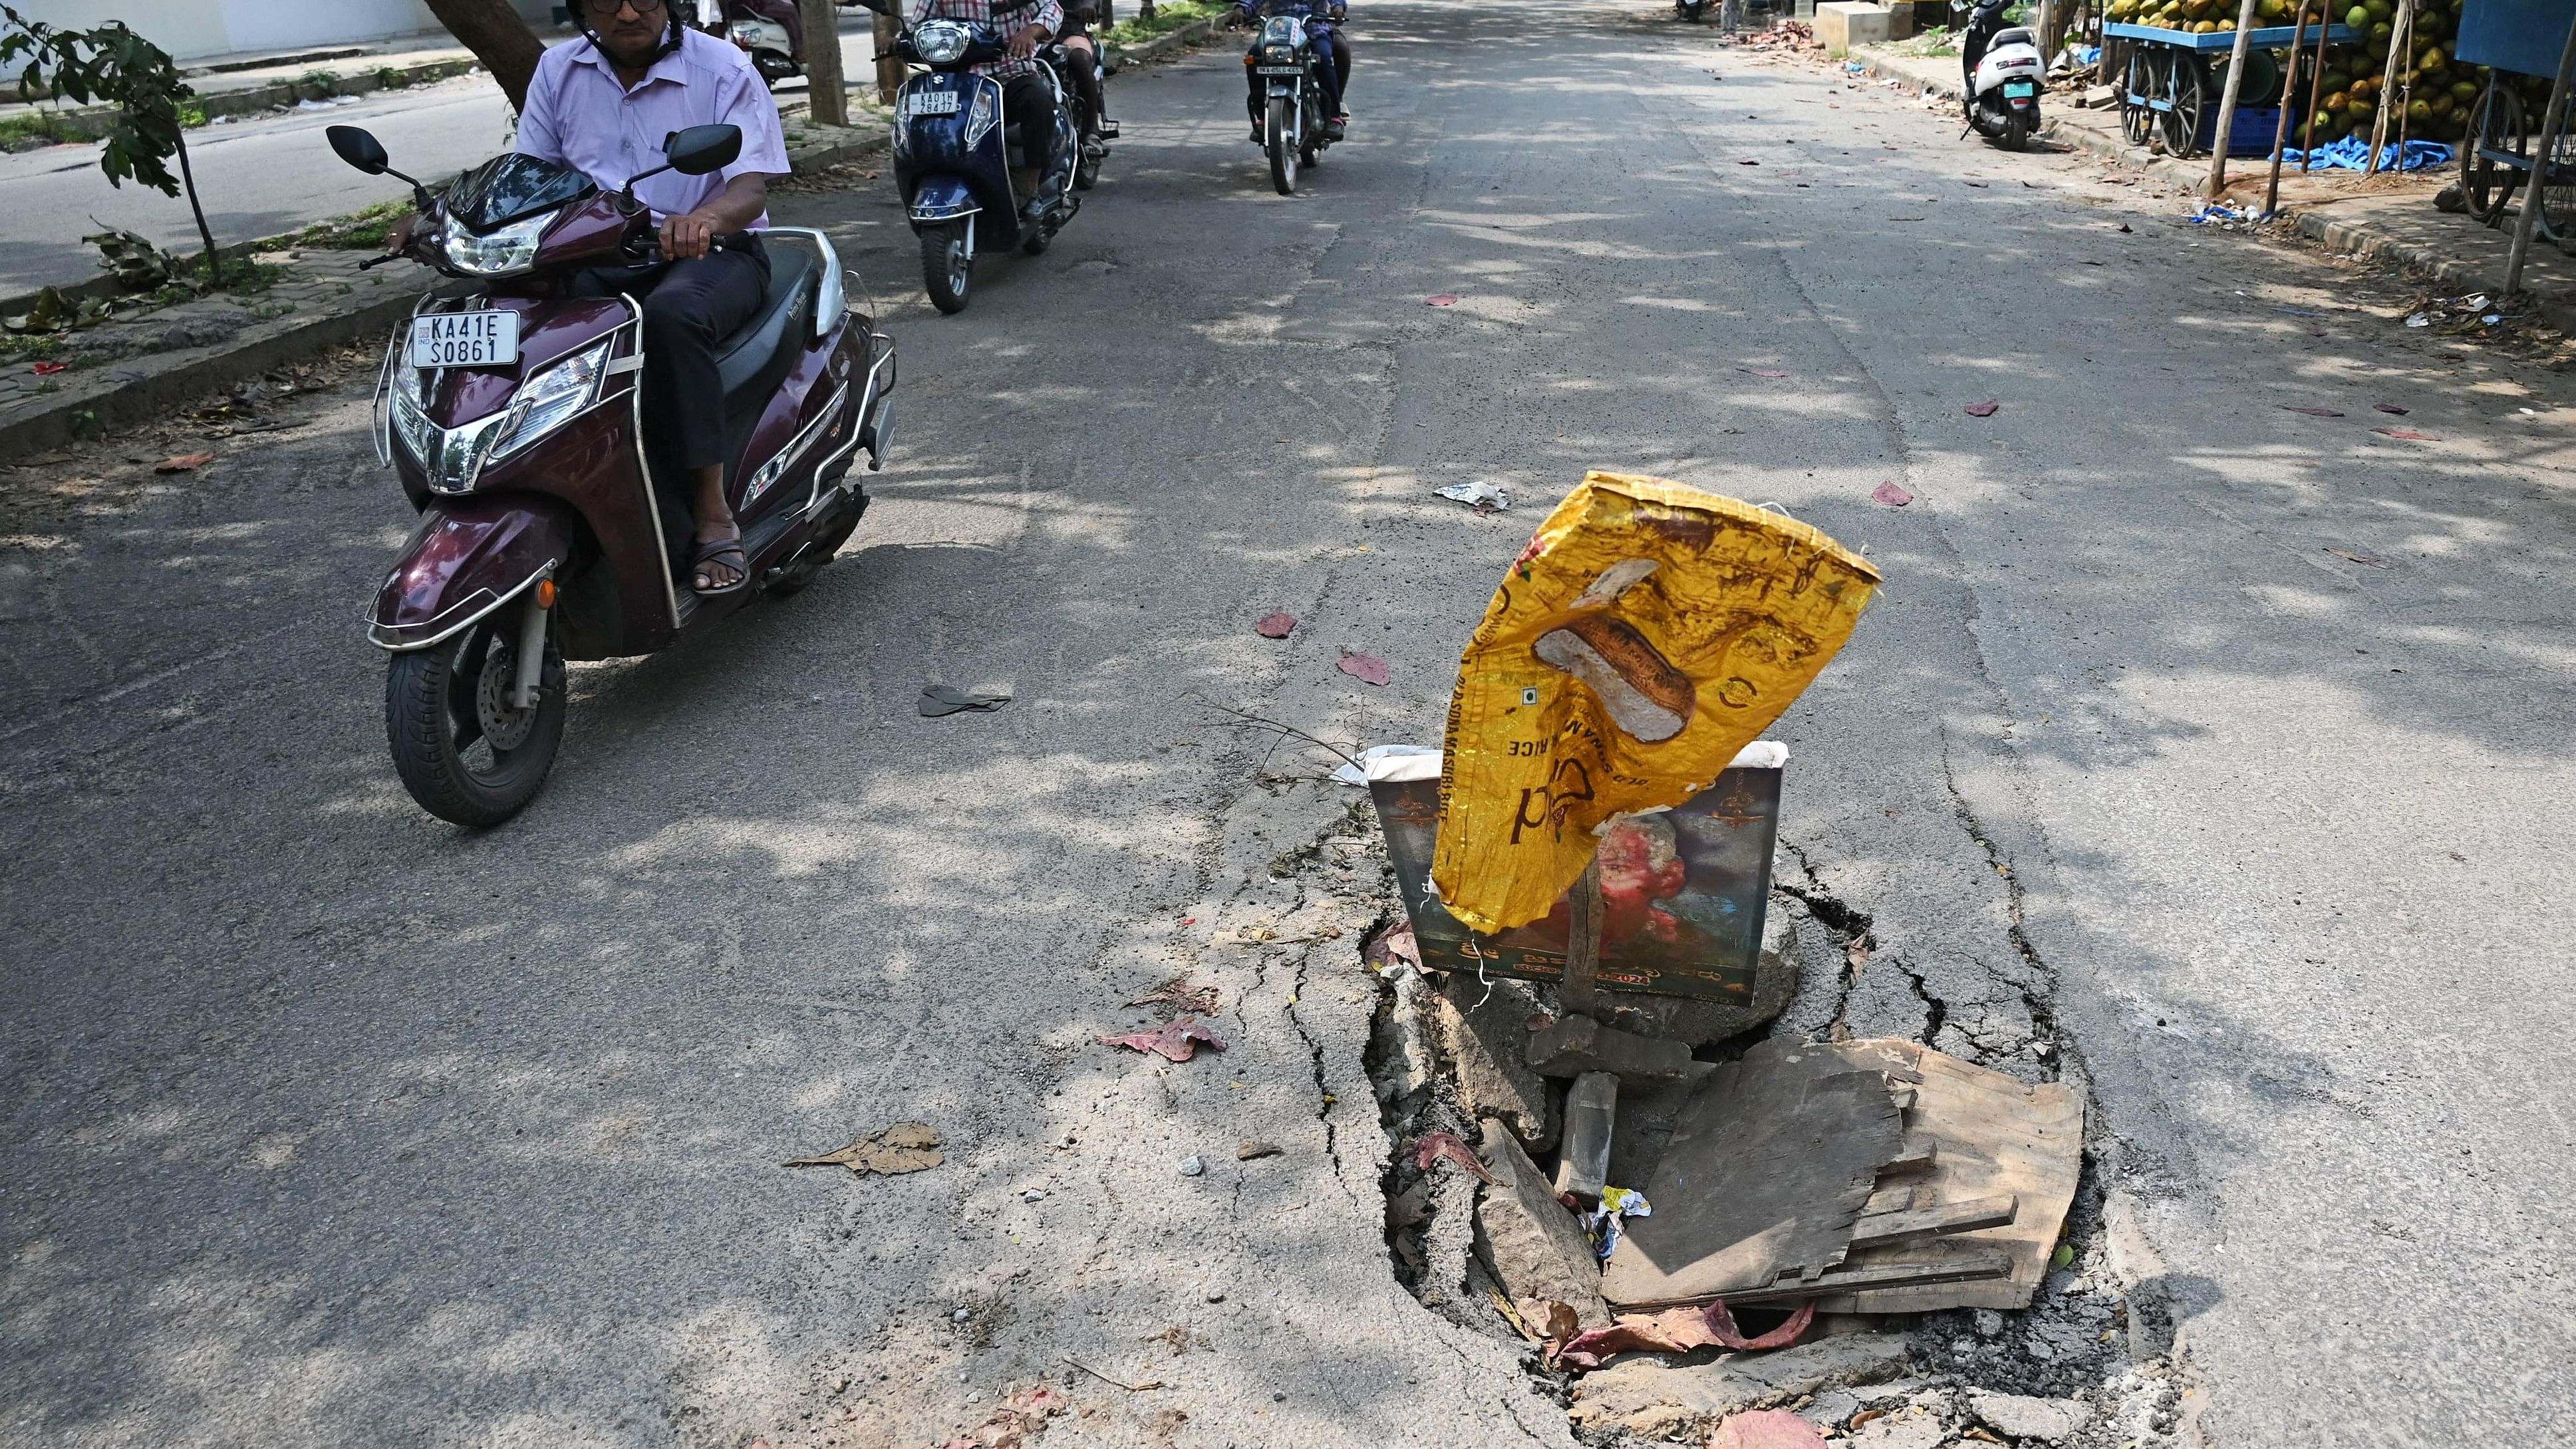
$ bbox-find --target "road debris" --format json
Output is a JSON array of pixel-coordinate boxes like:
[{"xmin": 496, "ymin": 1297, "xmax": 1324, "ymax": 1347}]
[
  {"xmin": 1062, "ymin": 1355, "xmax": 1165, "ymax": 1392},
  {"xmin": 1473, "ymin": 1119, "xmax": 1612, "ymax": 1325},
  {"xmin": 1430, "ymin": 473, "xmax": 1876, "ymax": 936},
  {"xmin": 1710, "ymin": 1408, "xmax": 1830, "ymax": 1449},
  {"xmin": 1967, "ymin": 1390, "xmax": 2092, "ymax": 1442},
  {"xmin": 1125, "ymin": 974, "xmax": 1219, "ymax": 1017},
  {"xmin": 1099, "ymin": 1017, "xmax": 1227, "ymax": 1062},
  {"xmin": 1578, "ymin": 1184, "xmax": 1649, "ymax": 1261},
  {"xmin": 154, "ymin": 451, "xmax": 215, "ymax": 473},
  {"xmin": 2325, "ymin": 548, "xmax": 2388, "ymax": 567},
  {"xmin": 1426, "ymin": 293, "xmax": 1459, "ymax": 306},
  {"xmin": 1178, "ymin": 1154, "xmax": 1205, "ymax": 1177},
  {"xmin": 1557, "ymin": 1299, "xmax": 1817, "ymax": 1371},
  {"xmin": 1255, "ymin": 610, "xmax": 1296, "ymax": 638},
  {"xmin": 1329, "ymin": 742, "xmax": 1438, "ymax": 785},
  {"xmin": 784, "ymin": 1121, "xmax": 944, "ymax": 1175},
  {"xmin": 1871, "ymin": 480, "xmax": 1914, "ymax": 507},
  {"xmin": 940, "ymin": 1383, "xmax": 1070, "ymax": 1449},
  {"xmin": 920, "ymin": 684, "xmax": 1011, "ymax": 717},
  {"xmin": 2373, "ymin": 402, "xmax": 2408, "ymax": 415},
  {"xmin": 1435, "ymin": 479, "xmax": 1511, "ymax": 511},
  {"xmin": 2373, "ymin": 427, "xmax": 2438, "ymax": 442},
  {"xmin": 1362, "ymin": 918, "xmax": 1422, "ymax": 976},
  {"xmin": 1741, "ymin": 366, "xmax": 1794, "ymax": 378},
  {"xmin": 1962, "ymin": 400, "xmax": 2000, "ymax": 417},
  {"xmin": 1552, "ymin": 1070, "xmax": 1618, "ymax": 1200},
  {"xmin": 1336, "ymin": 649, "xmax": 1391, "ymax": 686},
  {"xmin": 1236, "ymin": 1139, "xmax": 1283, "ymax": 1160},
  {"xmin": 2279, "ymin": 404, "xmax": 2343, "ymax": 417}
]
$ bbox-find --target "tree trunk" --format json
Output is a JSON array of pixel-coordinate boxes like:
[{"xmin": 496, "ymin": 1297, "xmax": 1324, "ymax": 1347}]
[
  {"xmin": 419, "ymin": 0, "xmax": 547, "ymax": 112},
  {"xmin": 873, "ymin": 10, "xmax": 903, "ymax": 106},
  {"xmin": 173, "ymin": 130, "xmax": 221, "ymax": 286},
  {"xmin": 799, "ymin": 0, "xmax": 847, "ymax": 124}
]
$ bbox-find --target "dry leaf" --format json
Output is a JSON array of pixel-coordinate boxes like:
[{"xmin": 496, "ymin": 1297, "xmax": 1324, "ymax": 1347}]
[
  {"xmin": 784, "ymin": 1121, "xmax": 945, "ymax": 1175},
  {"xmin": 2373, "ymin": 427, "xmax": 2438, "ymax": 441},
  {"xmin": 1337, "ymin": 650, "xmax": 1391, "ymax": 686},
  {"xmin": 1236, "ymin": 1139, "xmax": 1283, "ymax": 1160},
  {"xmin": 1555, "ymin": 1299, "xmax": 1815, "ymax": 1371},
  {"xmin": 1963, "ymin": 400, "xmax": 2000, "ymax": 417},
  {"xmin": 155, "ymin": 451, "xmax": 215, "ymax": 473},
  {"xmin": 1871, "ymin": 480, "xmax": 1913, "ymax": 507},
  {"xmin": 1254, "ymin": 610, "xmax": 1296, "ymax": 638},
  {"xmin": 1100, "ymin": 1017, "xmax": 1227, "ymax": 1062},
  {"xmin": 1408, "ymin": 1130, "xmax": 1501, "ymax": 1185},
  {"xmin": 1362, "ymin": 920, "xmax": 1420, "ymax": 974},
  {"xmin": 1710, "ymin": 1408, "xmax": 1829, "ymax": 1449},
  {"xmin": 2325, "ymin": 548, "xmax": 2388, "ymax": 567},
  {"xmin": 1425, "ymin": 294, "xmax": 1457, "ymax": 306},
  {"xmin": 2374, "ymin": 402, "xmax": 2408, "ymax": 415},
  {"xmin": 2279, "ymin": 404, "xmax": 2344, "ymax": 417}
]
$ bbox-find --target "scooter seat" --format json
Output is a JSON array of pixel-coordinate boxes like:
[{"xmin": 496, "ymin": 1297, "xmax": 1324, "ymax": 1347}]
[
  {"xmin": 1991, "ymin": 26, "xmax": 2036, "ymax": 46},
  {"xmin": 714, "ymin": 237, "xmax": 817, "ymax": 406}
]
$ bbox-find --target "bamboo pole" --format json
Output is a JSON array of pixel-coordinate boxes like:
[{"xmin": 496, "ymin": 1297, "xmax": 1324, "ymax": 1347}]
[
  {"xmin": 2206, "ymin": 0, "xmax": 2266, "ymax": 194},
  {"xmin": 2504, "ymin": 8, "xmax": 2576, "ymax": 296},
  {"xmin": 2365, "ymin": 0, "xmax": 2413, "ymax": 173},
  {"xmin": 1559, "ymin": 856, "xmax": 1604, "ymax": 1017},
  {"xmin": 2265, "ymin": 0, "xmax": 2314, "ymax": 214}
]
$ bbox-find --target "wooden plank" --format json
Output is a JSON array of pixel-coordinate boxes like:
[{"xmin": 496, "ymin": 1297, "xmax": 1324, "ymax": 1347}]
[
  {"xmin": 1860, "ymin": 1183, "xmax": 1927, "ymax": 1216},
  {"xmin": 1600, "ymin": 1039, "xmax": 1904, "ymax": 1310},
  {"xmin": 1848, "ymin": 1194, "xmax": 2020, "ymax": 1249},
  {"xmin": 1878, "ymin": 1138, "xmax": 1939, "ymax": 1174},
  {"xmin": 1614, "ymin": 1251, "xmax": 2017, "ymax": 1311},
  {"xmin": 1811, "ymin": 1041, "xmax": 2084, "ymax": 1313}
]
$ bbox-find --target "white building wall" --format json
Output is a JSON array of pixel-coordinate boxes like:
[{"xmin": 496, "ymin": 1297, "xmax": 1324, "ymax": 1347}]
[{"xmin": 7, "ymin": 0, "xmax": 557, "ymax": 64}]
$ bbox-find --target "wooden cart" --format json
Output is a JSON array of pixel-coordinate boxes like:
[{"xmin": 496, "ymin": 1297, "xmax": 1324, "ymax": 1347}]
[{"xmin": 2106, "ymin": 19, "xmax": 2359, "ymax": 156}]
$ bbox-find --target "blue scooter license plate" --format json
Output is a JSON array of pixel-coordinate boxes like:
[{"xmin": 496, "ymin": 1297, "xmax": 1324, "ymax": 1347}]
[
  {"xmin": 2004, "ymin": 80, "xmax": 2037, "ymax": 98},
  {"xmin": 904, "ymin": 90, "xmax": 960, "ymax": 116}
]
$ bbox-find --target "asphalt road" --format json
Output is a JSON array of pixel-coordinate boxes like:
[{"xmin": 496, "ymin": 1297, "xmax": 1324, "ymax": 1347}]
[{"xmin": 5, "ymin": 4, "xmax": 2573, "ymax": 1447}]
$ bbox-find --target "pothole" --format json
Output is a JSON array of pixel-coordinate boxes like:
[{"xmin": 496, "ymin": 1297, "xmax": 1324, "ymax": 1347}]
[{"xmin": 1355, "ymin": 860, "xmax": 2195, "ymax": 1448}]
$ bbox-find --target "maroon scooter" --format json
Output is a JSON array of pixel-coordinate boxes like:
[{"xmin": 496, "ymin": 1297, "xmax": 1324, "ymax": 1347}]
[{"xmin": 327, "ymin": 122, "xmax": 897, "ymax": 826}]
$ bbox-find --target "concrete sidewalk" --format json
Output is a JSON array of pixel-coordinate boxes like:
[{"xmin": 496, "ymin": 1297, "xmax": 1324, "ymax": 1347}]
[{"xmin": 1842, "ymin": 39, "xmax": 2576, "ymax": 312}]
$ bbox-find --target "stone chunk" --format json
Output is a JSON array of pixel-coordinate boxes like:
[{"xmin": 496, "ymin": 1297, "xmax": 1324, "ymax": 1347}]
[
  {"xmin": 1526, "ymin": 1013, "xmax": 1693, "ymax": 1081},
  {"xmin": 1471, "ymin": 1117, "xmax": 1610, "ymax": 1327},
  {"xmin": 1552, "ymin": 1071, "xmax": 1618, "ymax": 1200},
  {"xmin": 1425, "ymin": 973, "xmax": 1556, "ymax": 1150},
  {"xmin": 1566, "ymin": 1334, "xmax": 1915, "ymax": 1436},
  {"xmin": 1604, "ymin": 1059, "xmax": 1714, "ymax": 1189},
  {"xmin": 1814, "ymin": 1, "xmax": 1892, "ymax": 54},
  {"xmin": 1967, "ymin": 1390, "xmax": 2092, "ymax": 1443}
]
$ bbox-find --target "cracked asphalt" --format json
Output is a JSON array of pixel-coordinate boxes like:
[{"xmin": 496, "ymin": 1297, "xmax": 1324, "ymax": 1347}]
[{"xmin": 4, "ymin": 3, "xmax": 2573, "ymax": 1446}]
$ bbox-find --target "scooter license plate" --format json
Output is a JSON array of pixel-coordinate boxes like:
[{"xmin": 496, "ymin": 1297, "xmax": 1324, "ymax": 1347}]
[
  {"xmin": 2004, "ymin": 80, "xmax": 2037, "ymax": 98},
  {"xmin": 905, "ymin": 90, "xmax": 961, "ymax": 116},
  {"xmin": 410, "ymin": 310, "xmax": 519, "ymax": 369},
  {"xmin": 1256, "ymin": 65, "xmax": 1305, "ymax": 74}
]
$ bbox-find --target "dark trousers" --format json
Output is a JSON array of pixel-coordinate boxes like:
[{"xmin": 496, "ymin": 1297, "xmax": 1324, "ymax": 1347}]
[
  {"xmin": 1003, "ymin": 72, "xmax": 1067, "ymax": 176},
  {"xmin": 636, "ymin": 243, "xmax": 769, "ymax": 473}
]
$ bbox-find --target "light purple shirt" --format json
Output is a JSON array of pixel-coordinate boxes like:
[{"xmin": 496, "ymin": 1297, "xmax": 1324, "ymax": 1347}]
[{"xmin": 517, "ymin": 28, "xmax": 791, "ymax": 225}]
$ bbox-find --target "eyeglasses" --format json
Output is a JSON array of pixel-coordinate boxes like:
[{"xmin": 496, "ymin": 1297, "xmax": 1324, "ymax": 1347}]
[{"xmin": 603, "ymin": 0, "xmax": 668, "ymax": 17}]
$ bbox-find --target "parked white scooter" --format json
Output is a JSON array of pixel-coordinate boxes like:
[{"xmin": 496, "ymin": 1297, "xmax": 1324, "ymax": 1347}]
[{"xmin": 1958, "ymin": 0, "xmax": 2044, "ymax": 150}]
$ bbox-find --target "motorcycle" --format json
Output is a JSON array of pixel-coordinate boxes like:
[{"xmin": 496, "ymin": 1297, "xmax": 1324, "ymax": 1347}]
[
  {"xmin": 703, "ymin": 0, "xmax": 807, "ymax": 85},
  {"xmin": 324, "ymin": 122, "xmax": 898, "ymax": 826},
  {"xmin": 1242, "ymin": 0, "xmax": 1339, "ymax": 195},
  {"xmin": 1957, "ymin": 0, "xmax": 2044, "ymax": 150},
  {"xmin": 886, "ymin": 17, "xmax": 1082, "ymax": 313}
]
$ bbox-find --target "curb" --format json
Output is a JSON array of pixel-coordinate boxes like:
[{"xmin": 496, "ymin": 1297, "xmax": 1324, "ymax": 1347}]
[
  {"xmin": 5, "ymin": 53, "xmax": 485, "ymax": 145},
  {"xmin": 0, "ymin": 285, "xmax": 442, "ymax": 460},
  {"xmin": 1107, "ymin": 13, "xmax": 1228, "ymax": 68}
]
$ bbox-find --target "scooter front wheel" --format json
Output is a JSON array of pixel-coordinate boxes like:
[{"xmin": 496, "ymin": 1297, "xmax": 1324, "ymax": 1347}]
[
  {"xmin": 384, "ymin": 617, "xmax": 565, "ymax": 827},
  {"xmin": 921, "ymin": 222, "xmax": 972, "ymax": 315}
]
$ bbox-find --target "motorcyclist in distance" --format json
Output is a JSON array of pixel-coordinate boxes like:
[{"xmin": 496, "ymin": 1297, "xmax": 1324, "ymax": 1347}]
[{"xmin": 1237, "ymin": 0, "xmax": 1348, "ymax": 144}]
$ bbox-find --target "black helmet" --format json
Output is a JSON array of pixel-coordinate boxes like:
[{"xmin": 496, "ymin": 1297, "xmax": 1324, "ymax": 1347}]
[{"xmin": 571, "ymin": 0, "xmax": 702, "ymax": 61}]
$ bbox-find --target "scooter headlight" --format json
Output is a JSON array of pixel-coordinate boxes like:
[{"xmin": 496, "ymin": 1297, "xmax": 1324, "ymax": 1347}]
[
  {"xmin": 440, "ymin": 211, "xmax": 549, "ymax": 277},
  {"xmin": 915, "ymin": 19, "xmax": 970, "ymax": 65},
  {"xmin": 727, "ymin": 20, "xmax": 764, "ymax": 46},
  {"xmin": 490, "ymin": 337, "xmax": 611, "ymax": 462}
]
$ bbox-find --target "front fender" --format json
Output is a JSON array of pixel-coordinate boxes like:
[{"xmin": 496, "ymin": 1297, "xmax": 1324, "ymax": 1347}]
[
  {"xmin": 370, "ymin": 496, "xmax": 578, "ymax": 652},
  {"xmin": 909, "ymin": 173, "xmax": 983, "ymax": 223}
]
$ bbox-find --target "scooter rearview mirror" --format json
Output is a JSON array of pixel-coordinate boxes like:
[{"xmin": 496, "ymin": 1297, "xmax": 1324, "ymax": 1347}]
[
  {"xmin": 664, "ymin": 124, "xmax": 744, "ymax": 178},
  {"xmin": 327, "ymin": 124, "xmax": 390, "ymax": 175}
]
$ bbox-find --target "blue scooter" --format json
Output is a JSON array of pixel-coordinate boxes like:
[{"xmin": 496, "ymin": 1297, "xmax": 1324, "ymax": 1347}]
[{"xmin": 883, "ymin": 17, "xmax": 1081, "ymax": 313}]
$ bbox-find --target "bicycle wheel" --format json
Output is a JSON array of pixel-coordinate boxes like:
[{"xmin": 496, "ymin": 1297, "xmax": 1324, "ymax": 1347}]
[
  {"xmin": 2462, "ymin": 81, "xmax": 2527, "ymax": 225},
  {"xmin": 2535, "ymin": 91, "xmax": 2576, "ymax": 245}
]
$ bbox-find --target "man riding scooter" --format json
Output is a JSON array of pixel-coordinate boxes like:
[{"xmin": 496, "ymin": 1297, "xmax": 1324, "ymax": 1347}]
[
  {"xmin": 1057, "ymin": 0, "xmax": 1117, "ymax": 164},
  {"xmin": 392, "ymin": 0, "xmax": 792, "ymax": 595},
  {"xmin": 908, "ymin": 0, "xmax": 1073, "ymax": 225},
  {"xmin": 1236, "ymin": 0, "xmax": 1347, "ymax": 143}
]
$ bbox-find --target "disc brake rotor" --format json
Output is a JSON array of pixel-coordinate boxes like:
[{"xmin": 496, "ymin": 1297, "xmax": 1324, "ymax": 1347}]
[{"xmin": 474, "ymin": 643, "xmax": 537, "ymax": 753}]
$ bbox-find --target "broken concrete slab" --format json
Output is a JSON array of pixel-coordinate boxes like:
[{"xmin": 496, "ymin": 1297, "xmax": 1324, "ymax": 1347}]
[
  {"xmin": 1425, "ymin": 972, "xmax": 1556, "ymax": 1150},
  {"xmin": 1525, "ymin": 1013, "xmax": 1693, "ymax": 1081},
  {"xmin": 1604, "ymin": 1059, "xmax": 1713, "ymax": 1190},
  {"xmin": 1564, "ymin": 1333, "xmax": 1915, "ymax": 1436},
  {"xmin": 1968, "ymin": 1389, "xmax": 2092, "ymax": 1442},
  {"xmin": 1371, "ymin": 969, "xmax": 1439, "ymax": 1105},
  {"xmin": 1472, "ymin": 1117, "xmax": 1611, "ymax": 1327},
  {"xmin": 1846, "ymin": 1405, "xmax": 1945, "ymax": 1449}
]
